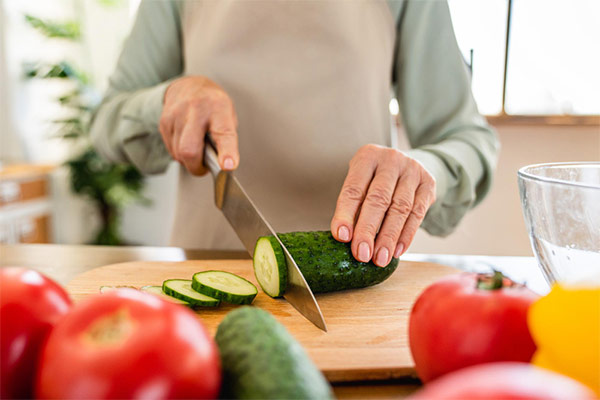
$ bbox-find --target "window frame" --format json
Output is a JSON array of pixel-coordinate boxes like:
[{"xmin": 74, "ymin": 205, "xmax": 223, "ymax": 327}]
[{"xmin": 483, "ymin": 0, "xmax": 599, "ymax": 125}]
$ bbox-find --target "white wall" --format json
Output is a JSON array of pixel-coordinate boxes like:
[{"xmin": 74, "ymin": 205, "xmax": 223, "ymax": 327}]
[
  {"xmin": 409, "ymin": 124, "xmax": 600, "ymax": 256},
  {"xmin": 0, "ymin": 1, "xmax": 24, "ymax": 164}
]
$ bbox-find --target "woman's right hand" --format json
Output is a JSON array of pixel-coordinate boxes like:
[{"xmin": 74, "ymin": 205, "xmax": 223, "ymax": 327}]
[{"xmin": 160, "ymin": 76, "xmax": 239, "ymax": 175}]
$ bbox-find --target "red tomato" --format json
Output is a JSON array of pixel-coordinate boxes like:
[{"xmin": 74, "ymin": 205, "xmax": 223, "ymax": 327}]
[
  {"xmin": 409, "ymin": 272, "xmax": 539, "ymax": 382},
  {"xmin": 36, "ymin": 289, "xmax": 221, "ymax": 399},
  {"xmin": 0, "ymin": 267, "xmax": 71, "ymax": 399},
  {"xmin": 409, "ymin": 362, "xmax": 597, "ymax": 400}
]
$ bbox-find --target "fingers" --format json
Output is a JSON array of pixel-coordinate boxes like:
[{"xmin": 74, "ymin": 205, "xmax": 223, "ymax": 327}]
[
  {"xmin": 395, "ymin": 176, "xmax": 436, "ymax": 258},
  {"xmin": 372, "ymin": 170, "xmax": 420, "ymax": 266},
  {"xmin": 178, "ymin": 109, "xmax": 208, "ymax": 175},
  {"xmin": 330, "ymin": 148, "xmax": 377, "ymax": 244},
  {"xmin": 209, "ymin": 104, "xmax": 239, "ymax": 171},
  {"xmin": 331, "ymin": 145, "xmax": 437, "ymax": 267},
  {"xmin": 351, "ymin": 155, "xmax": 403, "ymax": 263},
  {"xmin": 159, "ymin": 76, "xmax": 239, "ymax": 175}
]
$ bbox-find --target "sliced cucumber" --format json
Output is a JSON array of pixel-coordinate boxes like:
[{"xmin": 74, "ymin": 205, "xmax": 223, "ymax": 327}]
[
  {"xmin": 140, "ymin": 285, "xmax": 190, "ymax": 306},
  {"xmin": 192, "ymin": 271, "xmax": 257, "ymax": 305},
  {"xmin": 253, "ymin": 236, "xmax": 287, "ymax": 297},
  {"xmin": 162, "ymin": 279, "xmax": 220, "ymax": 307}
]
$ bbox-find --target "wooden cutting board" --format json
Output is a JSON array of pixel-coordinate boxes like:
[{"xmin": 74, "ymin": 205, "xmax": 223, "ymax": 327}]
[{"xmin": 67, "ymin": 259, "xmax": 459, "ymax": 382}]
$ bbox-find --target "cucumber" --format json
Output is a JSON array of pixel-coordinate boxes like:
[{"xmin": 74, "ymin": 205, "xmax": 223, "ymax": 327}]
[
  {"xmin": 254, "ymin": 230, "xmax": 399, "ymax": 296},
  {"xmin": 162, "ymin": 279, "xmax": 220, "ymax": 307},
  {"xmin": 215, "ymin": 307, "xmax": 334, "ymax": 400},
  {"xmin": 140, "ymin": 285, "xmax": 190, "ymax": 306},
  {"xmin": 99, "ymin": 285, "xmax": 136, "ymax": 293},
  {"xmin": 253, "ymin": 236, "xmax": 288, "ymax": 297},
  {"xmin": 192, "ymin": 271, "xmax": 257, "ymax": 305}
]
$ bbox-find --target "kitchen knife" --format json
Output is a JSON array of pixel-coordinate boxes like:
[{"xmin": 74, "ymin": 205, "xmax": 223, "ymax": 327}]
[{"xmin": 203, "ymin": 137, "xmax": 327, "ymax": 331}]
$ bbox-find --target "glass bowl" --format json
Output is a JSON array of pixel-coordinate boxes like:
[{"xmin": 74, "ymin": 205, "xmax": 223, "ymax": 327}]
[{"xmin": 518, "ymin": 162, "xmax": 600, "ymax": 286}]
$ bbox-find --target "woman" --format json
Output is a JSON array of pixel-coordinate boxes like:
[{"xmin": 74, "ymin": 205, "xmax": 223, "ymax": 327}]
[{"xmin": 90, "ymin": 0, "xmax": 499, "ymax": 266}]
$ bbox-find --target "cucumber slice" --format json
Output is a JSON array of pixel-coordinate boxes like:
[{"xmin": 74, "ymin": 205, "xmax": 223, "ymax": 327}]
[
  {"xmin": 162, "ymin": 279, "xmax": 220, "ymax": 307},
  {"xmin": 192, "ymin": 271, "xmax": 257, "ymax": 305},
  {"xmin": 252, "ymin": 236, "xmax": 288, "ymax": 298},
  {"xmin": 140, "ymin": 285, "xmax": 190, "ymax": 306},
  {"xmin": 99, "ymin": 285, "xmax": 136, "ymax": 293}
]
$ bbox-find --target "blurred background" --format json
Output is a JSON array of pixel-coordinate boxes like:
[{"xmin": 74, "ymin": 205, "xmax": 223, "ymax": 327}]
[{"xmin": 1, "ymin": 0, "xmax": 599, "ymax": 255}]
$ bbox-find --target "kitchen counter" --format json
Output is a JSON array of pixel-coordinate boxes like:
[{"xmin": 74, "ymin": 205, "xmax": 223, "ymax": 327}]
[{"xmin": 0, "ymin": 243, "xmax": 547, "ymax": 399}]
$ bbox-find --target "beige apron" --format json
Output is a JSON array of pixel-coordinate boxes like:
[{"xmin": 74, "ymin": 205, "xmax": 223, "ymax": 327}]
[{"xmin": 172, "ymin": 0, "xmax": 396, "ymax": 249}]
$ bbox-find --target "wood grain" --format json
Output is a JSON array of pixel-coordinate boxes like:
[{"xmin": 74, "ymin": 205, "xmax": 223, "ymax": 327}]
[{"xmin": 67, "ymin": 259, "xmax": 459, "ymax": 382}]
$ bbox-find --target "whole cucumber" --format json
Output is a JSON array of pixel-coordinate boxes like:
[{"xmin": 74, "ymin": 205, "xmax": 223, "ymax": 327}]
[
  {"xmin": 215, "ymin": 307, "xmax": 334, "ymax": 399},
  {"xmin": 278, "ymin": 231, "xmax": 399, "ymax": 293}
]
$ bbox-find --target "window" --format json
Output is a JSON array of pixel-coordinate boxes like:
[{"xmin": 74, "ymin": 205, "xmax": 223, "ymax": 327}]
[
  {"xmin": 449, "ymin": 0, "xmax": 507, "ymax": 116},
  {"xmin": 449, "ymin": 0, "xmax": 600, "ymax": 118}
]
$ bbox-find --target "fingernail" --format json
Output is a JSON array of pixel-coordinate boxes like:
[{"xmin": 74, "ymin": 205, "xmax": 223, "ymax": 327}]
[
  {"xmin": 338, "ymin": 226, "xmax": 350, "ymax": 241},
  {"xmin": 223, "ymin": 157, "xmax": 234, "ymax": 170},
  {"xmin": 376, "ymin": 247, "xmax": 389, "ymax": 267},
  {"xmin": 394, "ymin": 243, "xmax": 405, "ymax": 258},
  {"xmin": 358, "ymin": 242, "xmax": 371, "ymax": 262}
]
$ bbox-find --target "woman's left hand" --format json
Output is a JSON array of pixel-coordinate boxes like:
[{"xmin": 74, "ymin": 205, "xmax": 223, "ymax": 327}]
[{"xmin": 331, "ymin": 144, "xmax": 436, "ymax": 267}]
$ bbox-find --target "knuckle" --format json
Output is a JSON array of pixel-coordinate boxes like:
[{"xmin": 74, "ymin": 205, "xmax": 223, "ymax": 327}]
[
  {"xmin": 389, "ymin": 149, "xmax": 404, "ymax": 164},
  {"xmin": 212, "ymin": 127, "xmax": 237, "ymax": 137},
  {"xmin": 408, "ymin": 157, "xmax": 421, "ymax": 168},
  {"xmin": 389, "ymin": 197, "xmax": 413, "ymax": 216},
  {"xmin": 357, "ymin": 220, "xmax": 379, "ymax": 236},
  {"xmin": 341, "ymin": 185, "xmax": 365, "ymax": 202},
  {"xmin": 411, "ymin": 203, "xmax": 429, "ymax": 220},
  {"xmin": 210, "ymin": 91, "xmax": 232, "ymax": 107},
  {"xmin": 358, "ymin": 143, "xmax": 379, "ymax": 156},
  {"xmin": 365, "ymin": 189, "xmax": 392, "ymax": 209},
  {"xmin": 377, "ymin": 230, "xmax": 399, "ymax": 244},
  {"xmin": 423, "ymin": 171, "xmax": 436, "ymax": 185},
  {"xmin": 178, "ymin": 145, "xmax": 198, "ymax": 161},
  {"xmin": 188, "ymin": 97, "xmax": 207, "ymax": 109}
]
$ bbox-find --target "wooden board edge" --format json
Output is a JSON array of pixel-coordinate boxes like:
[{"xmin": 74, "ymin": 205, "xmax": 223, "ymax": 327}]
[{"xmin": 324, "ymin": 366, "xmax": 418, "ymax": 383}]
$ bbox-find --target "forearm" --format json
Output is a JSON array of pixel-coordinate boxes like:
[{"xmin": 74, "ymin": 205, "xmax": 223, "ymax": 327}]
[
  {"xmin": 407, "ymin": 125, "xmax": 498, "ymax": 237},
  {"xmin": 91, "ymin": 82, "xmax": 172, "ymax": 174},
  {"xmin": 89, "ymin": 0, "xmax": 183, "ymax": 174},
  {"xmin": 395, "ymin": 0, "xmax": 500, "ymax": 236}
]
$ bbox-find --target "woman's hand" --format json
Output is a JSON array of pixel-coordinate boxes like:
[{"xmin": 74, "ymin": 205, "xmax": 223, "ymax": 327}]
[
  {"xmin": 160, "ymin": 76, "xmax": 239, "ymax": 175},
  {"xmin": 331, "ymin": 144, "xmax": 436, "ymax": 267}
]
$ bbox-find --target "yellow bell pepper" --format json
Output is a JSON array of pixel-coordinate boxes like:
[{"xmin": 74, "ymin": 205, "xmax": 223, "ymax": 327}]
[{"xmin": 528, "ymin": 284, "xmax": 600, "ymax": 395}]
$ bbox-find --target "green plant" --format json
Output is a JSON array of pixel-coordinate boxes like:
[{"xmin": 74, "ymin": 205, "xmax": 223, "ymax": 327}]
[{"xmin": 24, "ymin": 14, "xmax": 147, "ymax": 245}]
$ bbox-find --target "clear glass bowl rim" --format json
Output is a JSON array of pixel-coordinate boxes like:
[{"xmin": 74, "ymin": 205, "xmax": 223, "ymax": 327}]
[{"xmin": 518, "ymin": 162, "xmax": 600, "ymax": 190}]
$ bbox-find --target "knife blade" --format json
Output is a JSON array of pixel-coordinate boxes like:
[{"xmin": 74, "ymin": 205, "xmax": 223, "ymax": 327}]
[{"xmin": 203, "ymin": 137, "xmax": 327, "ymax": 331}]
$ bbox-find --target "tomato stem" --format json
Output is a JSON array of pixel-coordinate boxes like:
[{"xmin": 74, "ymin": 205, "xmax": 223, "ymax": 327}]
[{"xmin": 476, "ymin": 270, "xmax": 505, "ymax": 290}]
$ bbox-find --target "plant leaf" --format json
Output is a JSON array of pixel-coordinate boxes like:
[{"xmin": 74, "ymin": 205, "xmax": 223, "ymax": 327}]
[{"xmin": 24, "ymin": 15, "xmax": 80, "ymax": 40}]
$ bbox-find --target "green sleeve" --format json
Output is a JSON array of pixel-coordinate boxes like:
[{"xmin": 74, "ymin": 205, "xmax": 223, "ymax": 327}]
[
  {"xmin": 90, "ymin": 0, "xmax": 183, "ymax": 174},
  {"xmin": 393, "ymin": 0, "xmax": 500, "ymax": 236}
]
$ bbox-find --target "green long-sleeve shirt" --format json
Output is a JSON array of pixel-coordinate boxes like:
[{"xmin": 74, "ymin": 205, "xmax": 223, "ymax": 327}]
[{"xmin": 90, "ymin": 0, "xmax": 499, "ymax": 244}]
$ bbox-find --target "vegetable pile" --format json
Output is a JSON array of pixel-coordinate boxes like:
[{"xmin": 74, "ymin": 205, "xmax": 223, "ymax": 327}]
[
  {"xmin": 1, "ymin": 267, "xmax": 221, "ymax": 400},
  {"xmin": 408, "ymin": 270, "xmax": 600, "ymax": 398},
  {"xmin": 1, "ymin": 266, "xmax": 334, "ymax": 400}
]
